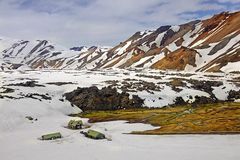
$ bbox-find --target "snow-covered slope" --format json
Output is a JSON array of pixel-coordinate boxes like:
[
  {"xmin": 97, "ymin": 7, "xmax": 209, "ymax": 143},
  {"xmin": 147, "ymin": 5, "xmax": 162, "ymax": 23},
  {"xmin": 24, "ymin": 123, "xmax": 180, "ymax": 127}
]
[
  {"xmin": 0, "ymin": 11, "xmax": 239, "ymax": 72},
  {"xmin": 0, "ymin": 69, "xmax": 240, "ymax": 160},
  {"xmin": 0, "ymin": 37, "xmax": 111, "ymax": 70}
]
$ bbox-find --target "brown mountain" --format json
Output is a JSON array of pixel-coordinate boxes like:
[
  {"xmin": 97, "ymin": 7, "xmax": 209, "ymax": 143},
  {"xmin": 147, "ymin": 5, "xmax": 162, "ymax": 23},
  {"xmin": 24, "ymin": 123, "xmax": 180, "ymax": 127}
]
[{"xmin": 1, "ymin": 11, "xmax": 239, "ymax": 72}]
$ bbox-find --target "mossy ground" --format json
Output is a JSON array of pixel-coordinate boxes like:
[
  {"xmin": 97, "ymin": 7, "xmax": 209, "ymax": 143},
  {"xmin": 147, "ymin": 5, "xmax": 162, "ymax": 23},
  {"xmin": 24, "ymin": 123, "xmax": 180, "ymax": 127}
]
[{"xmin": 76, "ymin": 102, "xmax": 240, "ymax": 135}]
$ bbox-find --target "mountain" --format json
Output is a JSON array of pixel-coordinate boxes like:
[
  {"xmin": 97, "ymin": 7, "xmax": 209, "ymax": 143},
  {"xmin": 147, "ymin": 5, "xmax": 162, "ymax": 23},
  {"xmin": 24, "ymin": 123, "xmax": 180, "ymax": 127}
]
[
  {"xmin": 98, "ymin": 11, "xmax": 240, "ymax": 72},
  {"xmin": 0, "ymin": 11, "xmax": 239, "ymax": 72},
  {"xmin": 0, "ymin": 38, "xmax": 110, "ymax": 70}
]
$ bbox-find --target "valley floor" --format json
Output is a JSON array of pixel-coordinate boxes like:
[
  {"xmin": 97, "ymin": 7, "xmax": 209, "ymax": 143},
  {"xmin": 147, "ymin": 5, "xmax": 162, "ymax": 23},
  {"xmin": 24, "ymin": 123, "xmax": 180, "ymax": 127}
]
[
  {"xmin": 0, "ymin": 69, "xmax": 239, "ymax": 160},
  {"xmin": 1, "ymin": 120, "xmax": 240, "ymax": 160}
]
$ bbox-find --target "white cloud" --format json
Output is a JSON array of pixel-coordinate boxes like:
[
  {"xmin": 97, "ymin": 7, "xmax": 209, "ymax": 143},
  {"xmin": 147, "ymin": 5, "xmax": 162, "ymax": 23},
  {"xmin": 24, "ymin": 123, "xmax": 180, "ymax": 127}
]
[
  {"xmin": 0, "ymin": 0, "xmax": 237, "ymax": 47},
  {"xmin": 217, "ymin": 0, "xmax": 240, "ymax": 3}
]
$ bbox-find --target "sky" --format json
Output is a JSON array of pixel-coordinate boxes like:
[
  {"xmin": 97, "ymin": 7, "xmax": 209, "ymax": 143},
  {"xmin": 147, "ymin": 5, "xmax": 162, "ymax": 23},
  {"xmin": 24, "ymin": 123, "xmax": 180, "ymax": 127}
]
[{"xmin": 0, "ymin": 0, "xmax": 239, "ymax": 47}]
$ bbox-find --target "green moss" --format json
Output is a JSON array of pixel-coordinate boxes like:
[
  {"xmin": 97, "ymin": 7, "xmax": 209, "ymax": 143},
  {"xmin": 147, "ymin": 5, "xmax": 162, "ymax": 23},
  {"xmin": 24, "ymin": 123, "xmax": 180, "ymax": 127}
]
[{"xmin": 76, "ymin": 102, "xmax": 240, "ymax": 135}]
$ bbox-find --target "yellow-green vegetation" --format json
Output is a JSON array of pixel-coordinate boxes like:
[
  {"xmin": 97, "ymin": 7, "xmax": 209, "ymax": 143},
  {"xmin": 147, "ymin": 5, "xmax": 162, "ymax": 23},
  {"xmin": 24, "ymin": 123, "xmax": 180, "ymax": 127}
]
[{"xmin": 78, "ymin": 102, "xmax": 240, "ymax": 135}]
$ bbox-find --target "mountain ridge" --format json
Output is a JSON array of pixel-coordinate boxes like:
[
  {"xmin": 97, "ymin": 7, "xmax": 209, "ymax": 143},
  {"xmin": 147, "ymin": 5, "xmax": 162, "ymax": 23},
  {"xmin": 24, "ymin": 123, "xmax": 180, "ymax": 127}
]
[{"xmin": 0, "ymin": 11, "xmax": 239, "ymax": 72}]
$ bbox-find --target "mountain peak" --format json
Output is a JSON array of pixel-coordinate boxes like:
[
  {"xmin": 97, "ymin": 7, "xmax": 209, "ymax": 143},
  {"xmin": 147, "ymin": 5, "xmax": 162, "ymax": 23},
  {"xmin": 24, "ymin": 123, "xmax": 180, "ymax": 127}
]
[{"xmin": 0, "ymin": 10, "xmax": 239, "ymax": 72}]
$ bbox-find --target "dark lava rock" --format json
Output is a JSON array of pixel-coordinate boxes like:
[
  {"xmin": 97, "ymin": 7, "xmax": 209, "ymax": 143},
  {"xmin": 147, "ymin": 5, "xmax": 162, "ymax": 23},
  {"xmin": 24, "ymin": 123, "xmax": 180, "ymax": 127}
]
[
  {"xmin": 25, "ymin": 116, "xmax": 34, "ymax": 121},
  {"xmin": 0, "ymin": 94, "xmax": 17, "ymax": 99},
  {"xmin": 0, "ymin": 87, "xmax": 14, "ymax": 93},
  {"xmin": 174, "ymin": 95, "xmax": 220, "ymax": 106},
  {"xmin": 59, "ymin": 98, "xmax": 64, "ymax": 102},
  {"xmin": 22, "ymin": 93, "xmax": 52, "ymax": 101},
  {"xmin": 228, "ymin": 90, "xmax": 240, "ymax": 101},
  {"xmin": 64, "ymin": 86, "xmax": 144, "ymax": 111},
  {"xmin": 187, "ymin": 79, "xmax": 223, "ymax": 99},
  {"xmin": 193, "ymin": 96, "xmax": 217, "ymax": 104},
  {"xmin": 174, "ymin": 97, "xmax": 187, "ymax": 105},
  {"xmin": 7, "ymin": 81, "xmax": 45, "ymax": 87},
  {"xmin": 46, "ymin": 82, "xmax": 76, "ymax": 86},
  {"xmin": 106, "ymin": 79, "xmax": 161, "ymax": 93}
]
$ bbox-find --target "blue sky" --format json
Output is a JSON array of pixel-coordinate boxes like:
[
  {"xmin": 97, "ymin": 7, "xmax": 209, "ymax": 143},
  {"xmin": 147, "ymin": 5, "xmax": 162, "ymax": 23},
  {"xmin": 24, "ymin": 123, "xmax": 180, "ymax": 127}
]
[{"xmin": 0, "ymin": 0, "xmax": 239, "ymax": 47}]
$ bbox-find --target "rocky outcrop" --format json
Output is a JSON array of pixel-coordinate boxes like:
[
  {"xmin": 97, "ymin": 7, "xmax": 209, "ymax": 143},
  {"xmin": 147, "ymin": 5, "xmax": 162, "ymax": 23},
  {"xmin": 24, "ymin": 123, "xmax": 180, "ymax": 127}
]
[
  {"xmin": 186, "ymin": 79, "xmax": 223, "ymax": 99},
  {"xmin": 228, "ymin": 90, "xmax": 240, "ymax": 101},
  {"xmin": 193, "ymin": 96, "xmax": 217, "ymax": 104},
  {"xmin": 6, "ymin": 81, "xmax": 45, "ymax": 87},
  {"xmin": 174, "ymin": 97, "xmax": 187, "ymax": 105},
  {"xmin": 64, "ymin": 86, "xmax": 144, "ymax": 111},
  {"xmin": 151, "ymin": 47, "xmax": 198, "ymax": 70},
  {"xmin": 46, "ymin": 82, "xmax": 76, "ymax": 86}
]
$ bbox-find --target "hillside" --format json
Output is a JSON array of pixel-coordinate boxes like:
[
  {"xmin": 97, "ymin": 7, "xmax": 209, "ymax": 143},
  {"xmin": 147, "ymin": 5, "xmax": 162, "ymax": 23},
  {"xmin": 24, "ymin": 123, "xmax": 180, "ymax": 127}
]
[
  {"xmin": 100, "ymin": 11, "xmax": 240, "ymax": 72},
  {"xmin": 0, "ymin": 11, "xmax": 239, "ymax": 72}
]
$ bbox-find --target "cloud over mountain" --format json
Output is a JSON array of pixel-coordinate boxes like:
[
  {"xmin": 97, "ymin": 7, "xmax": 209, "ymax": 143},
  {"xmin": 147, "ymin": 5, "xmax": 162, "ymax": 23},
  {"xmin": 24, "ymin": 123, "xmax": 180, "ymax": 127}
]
[{"xmin": 0, "ymin": 0, "xmax": 239, "ymax": 46}]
